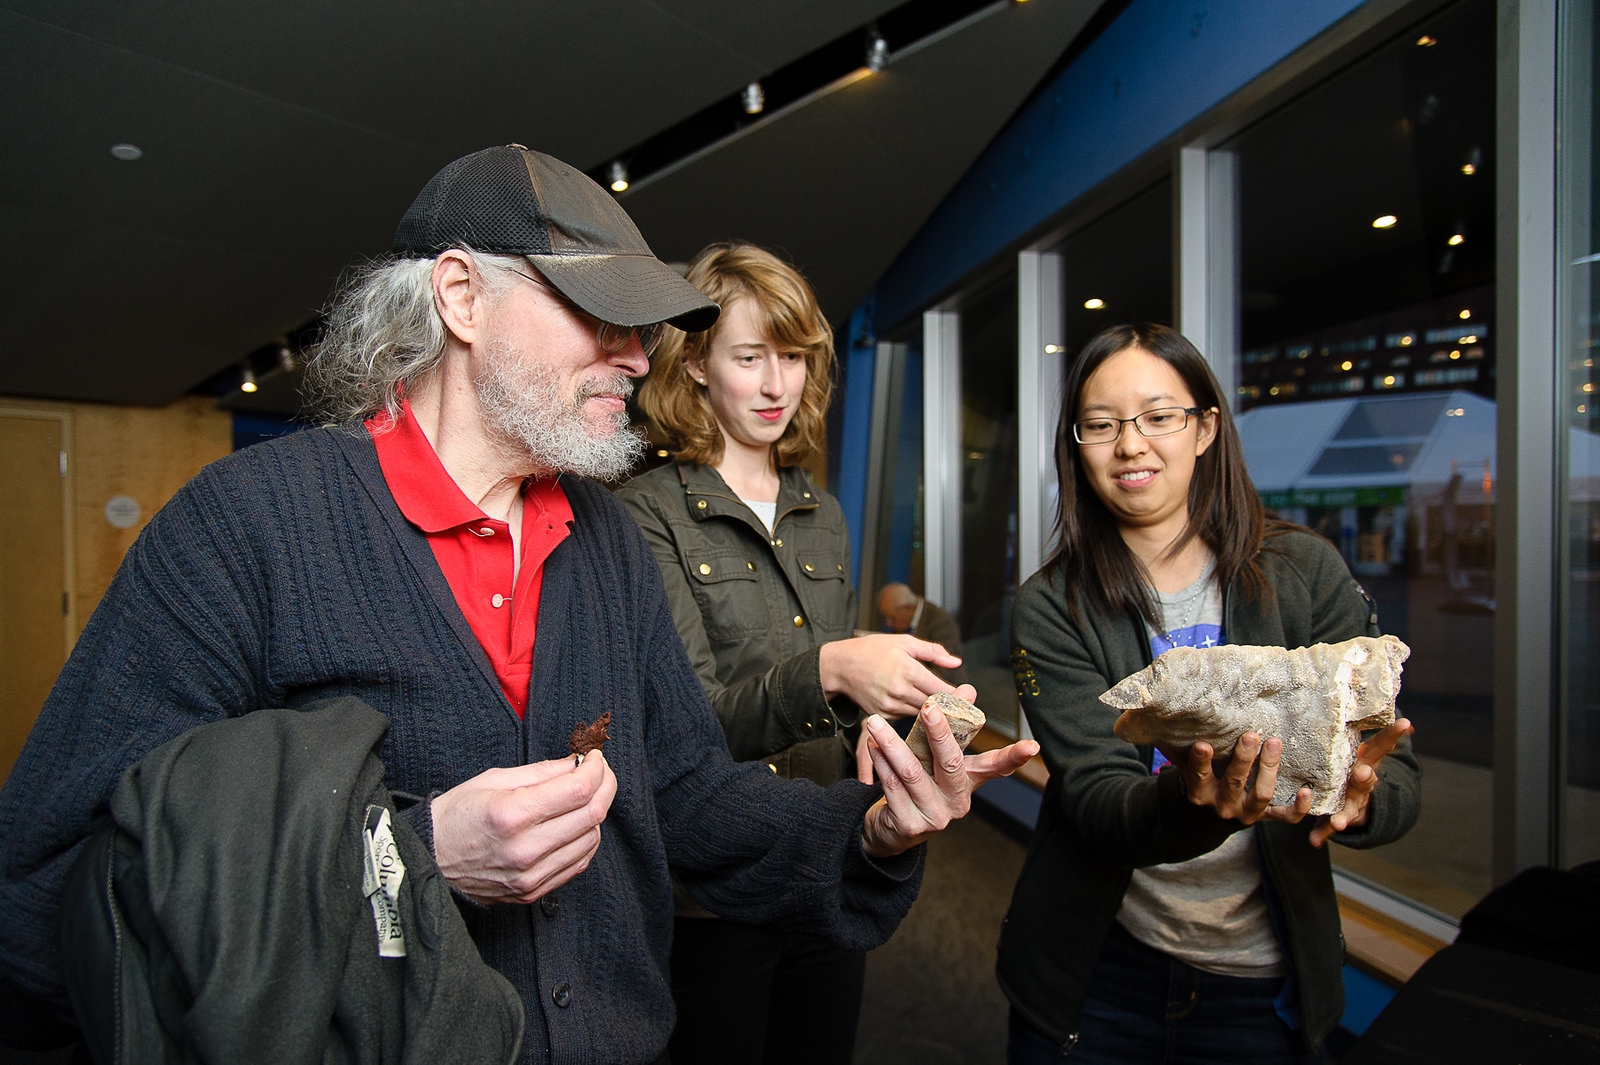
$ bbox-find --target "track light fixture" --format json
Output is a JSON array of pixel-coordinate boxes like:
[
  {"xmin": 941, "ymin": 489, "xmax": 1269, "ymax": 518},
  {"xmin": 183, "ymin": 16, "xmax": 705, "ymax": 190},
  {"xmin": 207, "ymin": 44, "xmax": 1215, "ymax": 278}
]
[
  {"xmin": 240, "ymin": 365, "xmax": 258, "ymax": 393},
  {"xmin": 277, "ymin": 345, "xmax": 297, "ymax": 373},
  {"xmin": 866, "ymin": 30, "xmax": 889, "ymax": 72},
  {"xmin": 742, "ymin": 82, "xmax": 765, "ymax": 115},
  {"xmin": 608, "ymin": 160, "xmax": 629, "ymax": 192}
]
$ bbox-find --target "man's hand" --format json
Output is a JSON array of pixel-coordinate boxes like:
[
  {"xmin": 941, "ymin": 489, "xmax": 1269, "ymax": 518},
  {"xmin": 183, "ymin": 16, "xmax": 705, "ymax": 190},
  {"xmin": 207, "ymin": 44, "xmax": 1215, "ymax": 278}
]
[
  {"xmin": 1309, "ymin": 718, "xmax": 1413, "ymax": 847},
  {"xmin": 820, "ymin": 634, "xmax": 963, "ymax": 719},
  {"xmin": 1164, "ymin": 733, "xmax": 1315, "ymax": 825},
  {"xmin": 431, "ymin": 751, "xmax": 618, "ymax": 905},
  {"xmin": 858, "ymin": 695, "xmax": 1039, "ymax": 857}
]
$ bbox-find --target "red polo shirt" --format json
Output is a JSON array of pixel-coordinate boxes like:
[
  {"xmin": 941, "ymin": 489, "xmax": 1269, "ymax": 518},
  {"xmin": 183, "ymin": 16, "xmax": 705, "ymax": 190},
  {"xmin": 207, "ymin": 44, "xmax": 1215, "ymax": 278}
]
[{"xmin": 367, "ymin": 401, "xmax": 572, "ymax": 716}]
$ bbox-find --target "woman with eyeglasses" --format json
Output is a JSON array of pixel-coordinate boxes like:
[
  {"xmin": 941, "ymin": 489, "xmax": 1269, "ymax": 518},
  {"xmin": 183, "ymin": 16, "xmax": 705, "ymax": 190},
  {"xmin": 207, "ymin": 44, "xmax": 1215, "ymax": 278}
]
[
  {"xmin": 616, "ymin": 242, "xmax": 970, "ymax": 1065},
  {"xmin": 997, "ymin": 323, "xmax": 1420, "ymax": 1064}
]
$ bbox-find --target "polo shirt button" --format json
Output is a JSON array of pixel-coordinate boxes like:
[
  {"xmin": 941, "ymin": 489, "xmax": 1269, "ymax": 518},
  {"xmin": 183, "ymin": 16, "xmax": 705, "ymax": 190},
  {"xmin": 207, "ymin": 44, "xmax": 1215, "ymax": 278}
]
[
  {"xmin": 492, "ymin": 594, "xmax": 506, "ymax": 608},
  {"xmin": 480, "ymin": 526, "xmax": 495, "ymax": 536},
  {"xmin": 552, "ymin": 982, "xmax": 572, "ymax": 1008},
  {"xmin": 540, "ymin": 896, "xmax": 559, "ymax": 917},
  {"xmin": 793, "ymin": 615, "xmax": 804, "ymax": 627}
]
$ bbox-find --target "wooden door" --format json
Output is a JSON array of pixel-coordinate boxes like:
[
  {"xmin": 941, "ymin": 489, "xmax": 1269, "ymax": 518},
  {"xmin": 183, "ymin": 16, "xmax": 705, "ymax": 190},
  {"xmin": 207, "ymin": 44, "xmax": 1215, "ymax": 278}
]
[{"xmin": 0, "ymin": 409, "xmax": 73, "ymax": 785}]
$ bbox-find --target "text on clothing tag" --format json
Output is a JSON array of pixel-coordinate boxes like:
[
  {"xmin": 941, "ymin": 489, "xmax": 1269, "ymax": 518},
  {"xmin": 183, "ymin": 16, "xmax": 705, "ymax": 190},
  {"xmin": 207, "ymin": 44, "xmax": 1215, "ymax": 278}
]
[{"xmin": 363, "ymin": 805, "xmax": 407, "ymax": 957}]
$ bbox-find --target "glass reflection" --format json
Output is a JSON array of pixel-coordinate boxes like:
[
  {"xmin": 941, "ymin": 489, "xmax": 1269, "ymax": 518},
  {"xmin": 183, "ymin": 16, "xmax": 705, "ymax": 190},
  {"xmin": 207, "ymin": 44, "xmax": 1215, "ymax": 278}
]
[{"xmin": 1228, "ymin": 0, "xmax": 1495, "ymax": 918}]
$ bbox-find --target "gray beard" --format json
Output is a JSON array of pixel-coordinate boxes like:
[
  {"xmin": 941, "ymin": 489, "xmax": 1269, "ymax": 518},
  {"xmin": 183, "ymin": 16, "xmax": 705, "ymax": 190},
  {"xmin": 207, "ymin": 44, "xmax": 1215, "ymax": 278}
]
[{"xmin": 475, "ymin": 338, "xmax": 645, "ymax": 481}]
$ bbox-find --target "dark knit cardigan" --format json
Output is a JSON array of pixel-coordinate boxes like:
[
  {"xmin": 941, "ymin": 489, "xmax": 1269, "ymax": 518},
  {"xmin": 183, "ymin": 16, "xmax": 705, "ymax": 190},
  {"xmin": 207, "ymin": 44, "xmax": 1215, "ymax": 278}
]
[{"xmin": 0, "ymin": 427, "xmax": 922, "ymax": 1065}]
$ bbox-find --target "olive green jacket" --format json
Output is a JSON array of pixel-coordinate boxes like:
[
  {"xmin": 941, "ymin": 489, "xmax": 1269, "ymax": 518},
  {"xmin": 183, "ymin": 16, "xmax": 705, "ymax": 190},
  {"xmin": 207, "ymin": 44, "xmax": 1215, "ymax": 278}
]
[
  {"xmin": 616, "ymin": 460, "xmax": 858, "ymax": 785},
  {"xmin": 997, "ymin": 527, "xmax": 1422, "ymax": 1053}
]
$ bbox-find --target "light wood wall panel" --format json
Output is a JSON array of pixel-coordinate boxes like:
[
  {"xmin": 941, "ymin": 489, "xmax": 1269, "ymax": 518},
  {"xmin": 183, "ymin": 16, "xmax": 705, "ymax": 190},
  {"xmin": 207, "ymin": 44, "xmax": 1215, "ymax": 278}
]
[{"xmin": 0, "ymin": 395, "xmax": 232, "ymax": 641}]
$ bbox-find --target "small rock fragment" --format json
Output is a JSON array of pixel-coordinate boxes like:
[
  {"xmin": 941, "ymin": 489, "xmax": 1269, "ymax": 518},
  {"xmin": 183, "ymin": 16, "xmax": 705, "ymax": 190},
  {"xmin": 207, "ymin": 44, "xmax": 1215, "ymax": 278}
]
[{"xmin": 905, "ymin": 691, "xmax": 987, "ymax": 773}]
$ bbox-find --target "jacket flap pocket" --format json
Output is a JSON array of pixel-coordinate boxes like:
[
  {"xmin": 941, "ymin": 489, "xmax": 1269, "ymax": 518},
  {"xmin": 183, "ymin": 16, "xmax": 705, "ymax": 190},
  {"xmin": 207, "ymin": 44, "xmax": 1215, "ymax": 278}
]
[
  {"xmin": 797, "ymin": 557, "xmax": 848, "ymax": 582},
  {"xmin": 688, "ymin": 556, "xmax": 759, "ymax": 585}
]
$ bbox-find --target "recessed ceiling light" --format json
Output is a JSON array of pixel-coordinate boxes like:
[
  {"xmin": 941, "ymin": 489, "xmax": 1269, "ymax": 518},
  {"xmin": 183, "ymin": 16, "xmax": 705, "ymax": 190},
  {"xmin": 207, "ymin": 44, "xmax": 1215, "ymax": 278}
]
[
  {"xmin": 1084, "ymin": 298, "xmax": 1105, "ymax": 310},
  {"xmin": 1341, "ymin": 361, "xmax": 1354, "ymax": 371},
  {"xmin": 240, "ymin": 366, "xmax": 258, "ymax": 393},
  {"xmin": 110, "ymin": 143, "xmax": 143, "ymax": 161},
  {"xmin": 866, "ymin": 31, "xmax": 889, "ymax": 72},
  {"xmin": 1416, "ymin": 35, "xmax": 1438, "ymax": 47},
  {"xmin": 1448, "ymin": 233, "xmax": 1465, "ymax": 246},
  {"xmin": 1372, "ymin": 215, "xmax": 1398, "ymax": 229},
  {"xmin": 1461, "ymin": 163, "xmax": 1477, "ymax": 175},
  {"xmin": 608, "ymin": 161, "xmax": 629, "ymax": 192},
  {"xmin": 1459, "ymin": 309, "xmax": 1471, "ymax": 319}
]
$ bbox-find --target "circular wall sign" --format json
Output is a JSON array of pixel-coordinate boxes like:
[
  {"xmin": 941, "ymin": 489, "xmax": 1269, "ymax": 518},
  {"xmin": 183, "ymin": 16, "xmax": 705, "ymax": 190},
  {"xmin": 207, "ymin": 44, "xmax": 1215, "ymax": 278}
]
[{"xmin": 104, "ymin": 495, "xmax": 142, "ymax": 529}]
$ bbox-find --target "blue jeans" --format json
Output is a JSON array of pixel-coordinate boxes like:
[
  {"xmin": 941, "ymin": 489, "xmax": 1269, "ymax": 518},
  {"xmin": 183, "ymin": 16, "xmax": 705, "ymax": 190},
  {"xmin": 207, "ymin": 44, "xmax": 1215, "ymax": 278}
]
[{"xmin": 1007, "ymin": 922, "xmax": 1323, "ymax": 1065}]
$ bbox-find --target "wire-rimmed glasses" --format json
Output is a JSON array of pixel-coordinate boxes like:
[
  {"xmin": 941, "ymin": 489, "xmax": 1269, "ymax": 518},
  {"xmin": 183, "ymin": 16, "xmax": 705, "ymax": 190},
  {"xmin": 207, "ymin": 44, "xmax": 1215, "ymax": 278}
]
[
  {"xmin": 509, "ymin": 268, "xmax": 665, "ymax": 359},
  {"xmin": 1071, "ymin": 406, "xmax": 1204, "ymax": 445}
]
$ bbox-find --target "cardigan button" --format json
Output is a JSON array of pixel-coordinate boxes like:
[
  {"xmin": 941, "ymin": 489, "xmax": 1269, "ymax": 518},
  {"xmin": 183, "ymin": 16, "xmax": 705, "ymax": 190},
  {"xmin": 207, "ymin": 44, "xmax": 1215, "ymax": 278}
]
[
  {"xmin": 552, "ymin": 982, "xmax": 572, "ymax": 1008},
  {"xmin": 540, "ymin": 896, "xmax": 559, "ymax": 917}
]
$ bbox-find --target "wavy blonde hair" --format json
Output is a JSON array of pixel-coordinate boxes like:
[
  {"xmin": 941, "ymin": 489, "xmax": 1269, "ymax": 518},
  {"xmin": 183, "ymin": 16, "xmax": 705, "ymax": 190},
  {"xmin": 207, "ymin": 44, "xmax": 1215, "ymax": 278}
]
[{"xmin": 637, "ymin": 242, "xmax": 834, "ymax": 467}]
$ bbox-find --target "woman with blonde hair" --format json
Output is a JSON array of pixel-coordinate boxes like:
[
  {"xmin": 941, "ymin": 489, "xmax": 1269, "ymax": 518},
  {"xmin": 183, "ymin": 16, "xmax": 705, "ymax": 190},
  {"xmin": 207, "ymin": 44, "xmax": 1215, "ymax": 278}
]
[{"xmin": 618, "ymin": 241, "xmax": 969, "ymax": 1064}]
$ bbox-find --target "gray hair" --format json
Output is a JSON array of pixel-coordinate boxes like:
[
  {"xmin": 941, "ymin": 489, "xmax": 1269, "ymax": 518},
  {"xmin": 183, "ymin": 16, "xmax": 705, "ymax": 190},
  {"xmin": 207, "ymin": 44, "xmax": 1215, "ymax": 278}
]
[{"xmin": 302, "ymin": 248, "xmax": 526, "ymax": 425}]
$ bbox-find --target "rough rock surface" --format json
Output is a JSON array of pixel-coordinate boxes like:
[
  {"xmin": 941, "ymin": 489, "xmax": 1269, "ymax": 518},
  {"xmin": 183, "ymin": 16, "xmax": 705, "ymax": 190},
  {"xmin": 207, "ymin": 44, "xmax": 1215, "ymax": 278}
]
[
  {"xmin": 1101, "ymin": 635, "xmax": 1409, "ymax": 813},
  {"xmin": 906, "ymin": 691, "xmax": 987, "ymax": 773}
]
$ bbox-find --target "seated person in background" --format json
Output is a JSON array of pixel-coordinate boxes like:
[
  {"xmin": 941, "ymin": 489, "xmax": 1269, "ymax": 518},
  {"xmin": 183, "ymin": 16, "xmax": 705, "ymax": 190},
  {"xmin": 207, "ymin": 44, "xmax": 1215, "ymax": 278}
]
[
  {"xmin": 617, "ymin": 241, "xmax": 973, "ymax": 1065},
  {"xmin": 877, "ymin": 582, "xmax": 969, "ymax": 686},
  {"xmin": 0, "ymin": 146, "xmax": 1037, "ymax": 1065}
]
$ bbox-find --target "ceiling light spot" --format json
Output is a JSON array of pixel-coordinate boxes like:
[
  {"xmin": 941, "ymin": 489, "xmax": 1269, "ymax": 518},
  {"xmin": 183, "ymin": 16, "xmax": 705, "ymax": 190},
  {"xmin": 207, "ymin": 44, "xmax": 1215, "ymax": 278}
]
[
  {"xmin": 1341, "ymin": 361, "xmax": 1354, "ymax": 371},
  {"xmin": 240, "ymin": 366, "xmax": 258, "ymax": 393},
  {"xmin": 110, "ymin": 143, "xmax": 143, "ymax": 161},
  {"xmin": 1448, "ymin": 233, "xmax": 1465, "ymax": 246},
  {"xmin": 1372, "ymin": 215, "xmax": 1398, "ymax": 229},
  {"xmin": 1044, "ymin": 344, "xmax": 1061, "ymax": 353},
  {"xmin": 742, "ymin": 83, "xmax": 764, "ymax": 115},
  {"xmin": 1461, "ymin": 163, "xmax": 1477, "ymax": 175},
  {"xmin": 866, "ymin": 30, "xmax": 889, "ymax": 72},
  {"xmin": 1416, "ymin": 34, "xmax": 1438, "ymax": 47},
  {"xmin": 1083, "ymin": 298, "xmax": 1105, "ymax": 310},
  {"xmin": 1450, "ymin": 350, "xmax": 1461, "ymax": 359},
  {"xmin": 1459, "ymin": 309, "xmax": 1472, "ymax": 319},
  {"xmin": 608, "ymin": 161, "xmax": 629, "ymax": 192}
]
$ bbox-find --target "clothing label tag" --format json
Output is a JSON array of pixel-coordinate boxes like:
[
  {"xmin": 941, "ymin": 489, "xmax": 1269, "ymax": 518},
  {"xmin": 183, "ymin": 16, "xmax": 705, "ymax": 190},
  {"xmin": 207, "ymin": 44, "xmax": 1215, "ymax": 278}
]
[{"xmin": 363, "ymin": 805, "xmax": 407, "ymax": 958}]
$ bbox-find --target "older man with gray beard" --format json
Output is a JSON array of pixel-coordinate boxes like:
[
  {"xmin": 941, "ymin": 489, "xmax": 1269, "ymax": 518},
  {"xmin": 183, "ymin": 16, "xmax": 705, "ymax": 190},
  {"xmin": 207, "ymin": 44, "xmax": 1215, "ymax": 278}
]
[{"xmin": 0, "ymin": 145, "xmax": 1037, "ymax": 1065}]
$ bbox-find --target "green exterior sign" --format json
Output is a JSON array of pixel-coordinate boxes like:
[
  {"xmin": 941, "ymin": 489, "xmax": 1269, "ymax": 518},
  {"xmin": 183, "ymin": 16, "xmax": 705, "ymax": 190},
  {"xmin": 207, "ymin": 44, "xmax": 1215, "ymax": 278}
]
[{"xmin": 1259, "ymin": 486, "xmax": 1407, "ymax": 508}]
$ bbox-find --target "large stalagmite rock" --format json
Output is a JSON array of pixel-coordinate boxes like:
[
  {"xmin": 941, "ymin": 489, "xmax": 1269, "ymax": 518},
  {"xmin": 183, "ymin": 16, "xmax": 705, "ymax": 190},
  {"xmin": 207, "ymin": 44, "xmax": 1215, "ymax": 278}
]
[{"xmin": 1101, "ymin": 635, "xmax": 1409, "ymax": 814}]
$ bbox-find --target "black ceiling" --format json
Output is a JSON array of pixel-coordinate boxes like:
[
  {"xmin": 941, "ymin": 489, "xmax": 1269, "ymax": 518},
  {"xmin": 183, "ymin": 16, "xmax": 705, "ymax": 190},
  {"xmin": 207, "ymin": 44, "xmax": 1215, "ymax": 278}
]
[{"xmin": 1, "ymin": 0, "xmax": 1105, "ymax": 417}]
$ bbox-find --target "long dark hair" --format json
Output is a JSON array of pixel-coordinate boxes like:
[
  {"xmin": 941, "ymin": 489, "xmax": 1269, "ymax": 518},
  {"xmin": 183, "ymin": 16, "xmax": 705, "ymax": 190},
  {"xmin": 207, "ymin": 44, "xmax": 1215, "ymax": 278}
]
[{"xmin": 1043, "ymin": 323, "xmax": 1272, "ymax": 626}]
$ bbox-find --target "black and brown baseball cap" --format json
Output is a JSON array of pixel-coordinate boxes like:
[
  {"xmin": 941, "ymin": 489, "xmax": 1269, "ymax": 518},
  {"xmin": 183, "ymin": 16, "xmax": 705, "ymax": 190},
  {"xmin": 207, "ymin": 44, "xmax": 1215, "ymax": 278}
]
[{"xmin": 393, "ymin": 145, "xmax": 719, "ymax": 332}]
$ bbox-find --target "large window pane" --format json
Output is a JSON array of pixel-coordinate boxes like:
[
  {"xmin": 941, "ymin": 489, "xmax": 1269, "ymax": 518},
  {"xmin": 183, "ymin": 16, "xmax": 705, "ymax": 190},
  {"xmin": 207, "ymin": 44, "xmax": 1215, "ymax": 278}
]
[
  {"xmin": 1227, "ymin": 0, "xmax": 1496, "ymax": 918},
  {"xmin": 956, "ymin": 274, "xmax": 1021, "ymax": 733},
  {"xmin": 1560, "ymin": 1, "xmax": 1600, "ymax": 869},
  {"xmin": 1058, "ymin": 181, "xmax": 1173, "ymax": 357}
]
